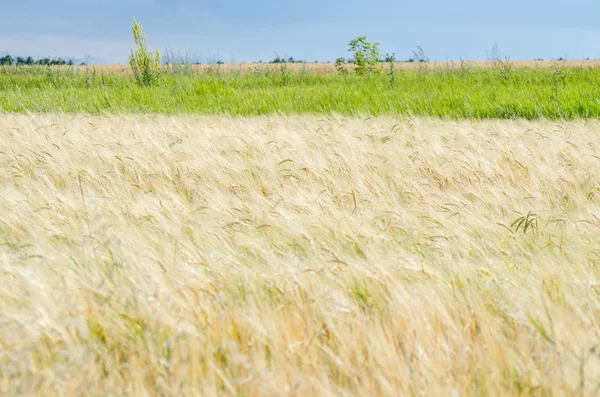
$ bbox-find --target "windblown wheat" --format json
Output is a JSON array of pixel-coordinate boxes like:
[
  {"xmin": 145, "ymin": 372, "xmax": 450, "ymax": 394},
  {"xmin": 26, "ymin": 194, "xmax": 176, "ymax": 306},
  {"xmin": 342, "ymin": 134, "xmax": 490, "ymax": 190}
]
[{"xmin": 1, "ymin": 115, "xmax": 600, "ymax": 395}]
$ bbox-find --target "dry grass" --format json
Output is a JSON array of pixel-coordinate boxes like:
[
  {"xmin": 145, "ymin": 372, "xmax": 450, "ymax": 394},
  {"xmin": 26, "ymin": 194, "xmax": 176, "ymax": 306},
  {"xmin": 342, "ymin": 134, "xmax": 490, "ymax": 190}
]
[
  {"xmin": 1, "ymin": 115, "xmax": 600, "ymax": 396},
  {"xmin": 180, "ymin": 59, "xmax": 600, "ymax": 74},
  {"xmin": 38, "ymin": 59, "xmax": 600, "ymax": 75}
]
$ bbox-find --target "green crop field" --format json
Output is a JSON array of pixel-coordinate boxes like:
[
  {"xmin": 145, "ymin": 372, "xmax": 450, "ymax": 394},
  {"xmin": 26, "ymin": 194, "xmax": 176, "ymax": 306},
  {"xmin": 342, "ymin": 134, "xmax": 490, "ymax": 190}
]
[{"xmin": 1, "ymin": 64, "xmax": 600, "ymax": 118}]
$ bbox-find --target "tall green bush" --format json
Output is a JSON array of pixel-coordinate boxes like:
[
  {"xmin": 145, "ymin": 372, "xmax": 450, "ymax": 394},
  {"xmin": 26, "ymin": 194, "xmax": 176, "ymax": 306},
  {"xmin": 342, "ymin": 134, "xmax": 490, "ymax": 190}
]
[{"xmin": 129, "ymin": 18, "xmax": 161, "ymax": 86}]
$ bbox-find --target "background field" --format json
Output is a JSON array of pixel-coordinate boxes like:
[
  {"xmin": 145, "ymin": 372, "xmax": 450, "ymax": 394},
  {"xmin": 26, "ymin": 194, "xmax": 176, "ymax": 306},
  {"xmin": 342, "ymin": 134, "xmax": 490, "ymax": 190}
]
[
  {"xmin": 18, "ymin": 59, "xmax": 600, "ymax": 75},
  {"xmin": 2, "ymin": 61, "xmax": 600, "ymax": 118},
  {"xmin": 2, "ymin": 115, "xmax": 600, "ymax": 396}
]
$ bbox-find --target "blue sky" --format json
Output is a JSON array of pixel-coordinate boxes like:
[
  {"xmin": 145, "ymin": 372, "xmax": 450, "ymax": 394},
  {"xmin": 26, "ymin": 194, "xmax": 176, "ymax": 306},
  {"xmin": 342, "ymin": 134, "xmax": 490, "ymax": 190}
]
[{"xmin": 1, "ymin": 1, "xmax": 599, "ymax": 64}]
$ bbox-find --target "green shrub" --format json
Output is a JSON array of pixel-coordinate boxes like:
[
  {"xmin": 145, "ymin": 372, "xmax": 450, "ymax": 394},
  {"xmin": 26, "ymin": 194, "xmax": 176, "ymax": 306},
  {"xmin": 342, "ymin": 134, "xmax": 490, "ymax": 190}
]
[
  {"xmin": 347, "ymin": 36, "xmax": 381, "ymax": 75},
  {"xmin": 335, "ymin": 57, "xmax": 348, "ymax": 75},
  {"xmin": 128, "ymin": 18, "xmax": 161, "ymax": 87}
]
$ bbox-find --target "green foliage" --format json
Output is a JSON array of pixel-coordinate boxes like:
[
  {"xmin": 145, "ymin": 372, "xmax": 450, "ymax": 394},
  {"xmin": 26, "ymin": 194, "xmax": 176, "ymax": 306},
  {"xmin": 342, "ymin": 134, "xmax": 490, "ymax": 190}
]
[
  {"xmin": 334, "ymin": 57, "xmax": 348, "ymax": 75},
  {"xmin": 0, "ymin": 55, "xmax": 14, "ymax": 66},
  {"xmin": 163, "ymin": 48, "xmax": 194, "ymax": 76},
  {"xmin": 1, "ymin": 54, "xmax": 77, "ymax": 66},
  {"xmin": 270, "ymin": 53, "xmax": 304, "ymax": 64},
  {"xmin": 0, "ymin": 65, "xmax": 599, "ymax": 119},
  {"xmin": 386, "ymin": 53, "xmax": 396, "ymax": 87},
  {"xmin": 550, "ymin": 65, "xmax": 571, "ymax": 108},
  {"xmin": 276, "ymin": 63, "xmax": 292, "ymax": 86},
  {"xmin": 511, "ymin": 212, "xmax": 538, "ymax": 234},
  {"xmin": 129, "ymin": 18, "xmax": 161, "ymax": 87},
  {"xmin": 491, "ymin": 42, "xmax": 513, "ymax": 83},
  {"xmin": 460, "ymin": 58, "xmax": 472, "ymax": 77},
  {"xmin": 347, "ymin": 36, "xmax": 381, "ymax": 75}
]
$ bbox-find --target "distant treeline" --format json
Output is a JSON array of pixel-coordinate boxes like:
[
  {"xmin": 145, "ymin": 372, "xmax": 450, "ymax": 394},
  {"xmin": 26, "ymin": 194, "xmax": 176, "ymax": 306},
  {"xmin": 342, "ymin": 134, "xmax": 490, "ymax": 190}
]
[
  {"xmin": 162, "ymin": 52, "xmax": 426, "ymax": 66},
  {"xmin": 0, "ymin": 55, "xmax": 81, "ymax": 66},
  {"xmin": 267, "ymin": 54, "xmax": 423, "ymax": 64},
  {"xmin": 1, "ymin": 53, "xmax": 427, "ymax": 67}
]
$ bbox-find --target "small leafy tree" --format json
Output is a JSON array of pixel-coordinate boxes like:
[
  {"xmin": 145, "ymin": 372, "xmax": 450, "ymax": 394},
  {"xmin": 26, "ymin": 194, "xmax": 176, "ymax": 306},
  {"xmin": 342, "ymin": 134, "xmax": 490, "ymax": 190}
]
[
  {"xmin": 129, "ymin": 18, "xmax": 161, "ymax": 86},
  {"xmin": 0, "ymin": 55, "xmax": 14, "ymax": 66},
  {"xmin": 347, "ymin": 36, "xmax": 381, "ymax": 75},
  {"xmin": 335, "ymin": 57, "xmax": 348, "ymax": 74}
]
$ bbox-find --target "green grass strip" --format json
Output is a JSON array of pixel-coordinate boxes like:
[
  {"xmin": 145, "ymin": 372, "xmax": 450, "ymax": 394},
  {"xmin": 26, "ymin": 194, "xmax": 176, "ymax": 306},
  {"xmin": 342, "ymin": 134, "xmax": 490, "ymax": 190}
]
[{"xmin": 1, "ymin": 65, "xmax": 600, "ymax": 118}]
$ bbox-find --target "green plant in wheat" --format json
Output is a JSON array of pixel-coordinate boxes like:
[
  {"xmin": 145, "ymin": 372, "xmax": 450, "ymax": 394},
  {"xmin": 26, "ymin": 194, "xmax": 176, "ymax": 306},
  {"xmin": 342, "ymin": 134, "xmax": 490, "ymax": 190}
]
[
  {"xmin": 334, "ymin": 57, "xmax": 349, "ymax": 75},
  {"xmin": 491, "ymin": 42, "xmax": 513, "ymax": 83},
  {"xmin": 550, "ymin": 62, "xmax": 570, "ymax": 112},
  {"xmin": 276, "ymin": 62, "xmax": 292, "ymax": 86},
  {"xmin": 129, "ymin": 18, "xmax": 161, "ymax": 87},
  {"xmin": 385, "ymin": 53, "xmax": 396, "ymax": 87},
  {"xmin": 511, "ymin": 211, "xmax": 539, "ymax": 234},
  {"xmin": 347, "ymin": 36, "xmax": 381, "ymax": 75}
]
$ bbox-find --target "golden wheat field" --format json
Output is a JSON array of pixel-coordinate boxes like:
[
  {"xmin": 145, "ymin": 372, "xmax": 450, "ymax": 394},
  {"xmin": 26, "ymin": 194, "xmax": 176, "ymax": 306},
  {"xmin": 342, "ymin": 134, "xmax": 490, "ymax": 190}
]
[
  {"xmin": 2, "ymin": 114, "xmax": 600, "ymax": 396},
  {"xmin": 51, "ymin": 59, "xmax": 600, "ymax": 75}
]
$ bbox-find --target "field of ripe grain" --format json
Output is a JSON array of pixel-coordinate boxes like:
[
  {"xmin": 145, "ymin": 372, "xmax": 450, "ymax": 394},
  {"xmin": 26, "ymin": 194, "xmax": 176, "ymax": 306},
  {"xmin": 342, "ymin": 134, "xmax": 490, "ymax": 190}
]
[
  {"xmin": 53, "ymin": 59, "xmax": 600, "ymax": 75},
  {"xmin": 2, "ymin": 115, "xmax": 600, "ymax": 396}
]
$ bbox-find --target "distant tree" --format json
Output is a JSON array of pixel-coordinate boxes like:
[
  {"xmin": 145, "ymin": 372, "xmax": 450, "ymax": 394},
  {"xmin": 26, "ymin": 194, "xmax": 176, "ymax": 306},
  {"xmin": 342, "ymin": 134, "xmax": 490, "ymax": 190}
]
[
  {"xmin": 269, "ymin": 54, "xmax": 303, "ymax": 64},
  {"xmin": 335, "ymin": 57, "xmax": 348, "ymax": 74},
  {"xmin": 383, "ymin": 54, "xmax": 396, "ymax": 63},
  {"xmin": 271, "ymin": 53, "xmax": 286, "ymax": 64},
  {"xmin": 0, "ymin": 55, "xmax": 81, "ymax": 66},
  {"xmin": 49, "ymin": 58, "xmax": 66, "ymax": 66},
  {"xmin": 0, "ymin": 54, "xmax": 14, "ymax": 66}
]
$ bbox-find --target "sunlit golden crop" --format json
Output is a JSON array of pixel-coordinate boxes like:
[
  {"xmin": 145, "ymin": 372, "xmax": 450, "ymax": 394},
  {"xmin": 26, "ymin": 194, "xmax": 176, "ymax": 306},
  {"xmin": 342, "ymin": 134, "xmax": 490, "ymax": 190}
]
[{"xmin": 1, "ymin": 115, "xmax": 600, "ymax": 395}]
